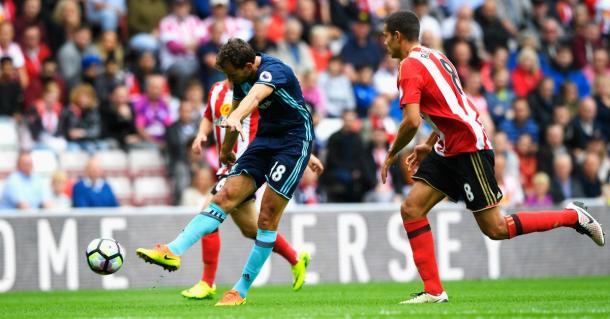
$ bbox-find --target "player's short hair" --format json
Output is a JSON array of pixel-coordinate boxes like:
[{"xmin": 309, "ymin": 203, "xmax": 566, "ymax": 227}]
[
  {"xmin": 385, "ymin": 11, "xmax": 420, "ymax": 42},
  {"xmin": 216, "ymin": 38, "xmax": 256, "ymax": 69}
]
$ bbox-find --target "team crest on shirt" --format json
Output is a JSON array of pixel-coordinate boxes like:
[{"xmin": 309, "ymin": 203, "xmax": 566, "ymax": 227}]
[
  {"xmin": 220, "ymin": 103, "xmax": 232, "ymax": 116},
  {"xmin": 259, "ymin": 71, "xmax": 272, "ymax": 82}
]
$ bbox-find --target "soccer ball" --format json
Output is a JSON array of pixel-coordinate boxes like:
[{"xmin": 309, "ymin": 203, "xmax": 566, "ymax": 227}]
[{"xmin": 86, "ymin": 238, "xmax": 124, "ymax": 275}]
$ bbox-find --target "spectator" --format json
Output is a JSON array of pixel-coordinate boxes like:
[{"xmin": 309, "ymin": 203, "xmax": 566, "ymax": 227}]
[
  {"xmin": 339, "ymin": 12, "xmax": 383, "ymax": 80},
  {"xmin": 480, "ymin": 46, "xmax": 508, "ymax": 93},
  {"xmin": 72, "ymin": 157, "xmax": 119, "ymax": 208},
  {"xmin": 61, "ymin": 83, "xmax": 105, "ymax": 153},
  {"xmin": 557, "ymin": 81, "xmax": 579, "ymax": 115},
  {"xmin": 166, "ymin": 100, "xmax": 199, "ymax": 204},
  {"xmin": 13, "ymin": 0, "xmax": 46, "ymax": 46},
  {"xmin": 134, "ymin": 74, "xmax": 172, "ymax": 148},
  {"xmin": 321, "ymin": 110, "xmax": 375, "ymax": 202},
  {"xmin": 494, "ymin": 153, "xmax": 524, "ymax": 208},
  {"xmin": 26, "ymin": 81, "xmax": 67, "ymax": 152},
  {"xmin": 515, "ymin": 133, "xmax": 537, "ymax": 193},
  {"xmin": 0, "ymin": 21, "xmax": 27, "ymax": 88},
  {"xmin": 96, "ymin": 31, "xmax": 124, "ymax": 68},
  {"xmin": 301, "ymin": 70, "xmax": 324, "ymax": 114},
  {"xmin": 474, "ymin": 0, "xmax": 511, "ymax": 53},
  {"xmin": 159, "ymin": 0, "xmax": 206, "ymax": 96},
  {"xmin": 180, "ymin": 166, "xmax": 215, "ymax": 207},
  {"xmin": 309, "ymin": 26, "xmax": 332, "ymax": 73},
  {"xmin": 493, "ymin": 131, "xmax": 520, "ymax": 178},
  {"xmin": 550, "ymin": 153, "xmax": 584, "ymax": 204},
  {"xmin": 593, "ymin": 75, "xmax": 610, "ymax": 142},
  {"xmin": 361, "ymin": 96, "xmax": 398, "ymax": 142},
  {"xmin": 176, "ymin": 80, "xmax": 205, "ymax": 120},
  {"xmin": 499, "ymin": 98, "xmax": 539, "ymax": 144},
  {"xmin": 577, "ymin": 152, "xmax": 603, "ymax": 198},
  {"xmin": 266, "ymin": 0, "xmax": 291, "ymax": 43},
  {"xmin": 57, "ymin": 25, "xmax": 99, "ymax": 89},
  {"xmin": 552, "ymin": 104, "xmax": 572, "ymax": 129},
  {"xmin": 583, "ymin": 48, "xmax": 610, "ymax": 84},
  {"xmin": 413, "ymin": 0, "xmax": 442, "ymax": 43},
  {"xmin": 565, "ymin": 97, "xmax": 604, "ymax": 154},
  {"xmin": 0, "ymin": 57, "xmax": 23, "ymax": 117},
  {"xmin": 352, "ymin": 65, "xmax": 377, "ymax": 118},
  {"xmin": 85, "ymin": 0, "xmax": 126, "ymax": 32},
  {"xmin": 49, "ymin": 0, "xmax": 81, "ymax": 53},
  {"xmin": 373, "ymin": 55, "xmax": 399, "ymax": 102},
  {"xmin": 47, "ymin": 170, "xmax": 71, "ymax": 209},
  {"xmin": 0, "ymin": 151, "xmax": 50, "ymax": 209},
  {"xmin": 270, "ymin": 18, "xmax": 315, "ymax": 77},
  {"xmin": 512, "ymin": 47, "xmax": 543, "ymax": 98},
  {"xmin": 248, "ymin": 18, "xmax": 276, "ymax": 53},
  {"xmin": 296, "ymin": 0, "xmax": 320, "ymax": 43},
  {"xmin": 125, "ymin": 51, "xmax": 162, "ymax": 99},
  {"xmin": 20, "ymin": 25, "xmax": 51, "ymax": 107},
  {"xmin": 525, "ymin": 172, "xmax": 553, "ymax": 207},
  {"xmin": 537, "ymin": 124, "xmax": 568, "ymax": 177},
  {"xmin": 441, "ymin": 5, "xmax": 483, "ymax": 41},
  {"xmin": 94, "ymin": 56, "xmax": 125, "ymax": 107},
  {"xmin": 485, "ymin": 67, "xmax": 514, "ymax": 125},
  {"xmin": 294, "ymin": 167, "xmax": 324, "ymax": 205},
  {"xmin": 318, "ymin": 56, "xmax": 355, "ymax": 118},
  {"xmin": 547, "ymin": 44, "xmax": 590, "ymax": 98},
  {"xmin": 464, "ymin": 71, "xmax": 494, "ymax": 134},
  {"xmin": 527, "ymin": 77, "xmax": 555, "ymax": 129},
  {"xmin": 363, "ymin": 127, "xmax": 402, "ymax": 203},
  {"xmin": 127, "ymin": 0, "xmax": 167, "ymax": 37},
  {"xmin": 571, "ymin": 22, "xmax": 604, "ymax": 69},
  {"xmin": 79, "ymin": 54, "xmax": 103, "ymax": 89},
  {"xmin": 201, "ymin": 0, "xmax": 253, "ymax": 43},
  {"xmin": 197, "ymin": 21, "xmax": 227, "ymax": 94},
  {"xmin": 444, "ymin": 19, "xmax": 482, "ymax": 76},
  {"xmin": 539, "ymin": 18, "xmax": 564, "ymax": 73},
  {"xmin": 102, "ymin": 85, "xmax": 146, "ymax": 150}
]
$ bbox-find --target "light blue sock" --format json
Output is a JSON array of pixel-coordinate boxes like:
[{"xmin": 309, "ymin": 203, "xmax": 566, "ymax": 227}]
[
  {"xmin": 167, "ymin": 203, "xmax": 226, "ymax": 256},
  {"xmin": 233, "ymin": 229, "xmax": 277, "ymax": 297}
]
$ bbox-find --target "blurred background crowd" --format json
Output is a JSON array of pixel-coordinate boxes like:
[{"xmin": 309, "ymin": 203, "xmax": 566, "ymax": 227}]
[{"xmin": 0, "ymin": 0, "xmax": 608, "ymax": 210}]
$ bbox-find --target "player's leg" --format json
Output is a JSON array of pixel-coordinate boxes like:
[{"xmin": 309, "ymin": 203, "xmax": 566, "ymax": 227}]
[
  {"xmin": 231, "ymin": 198, "xmax": 308, "ymax": 290},
  {"xmin": 216, "ymin": 188, "xmax": 290, "ymax": 306},
  {"xmin": 399, "ymin": 180, "xmax": 448, "ymax": 304},
  {"xmin": 465, "ymin": 151, "xmax": 604, "ymax": 245},
  {"xmin": 181, "ymin": 193, "xmax": 220, "ymax": 299},
  {"xmin": 136, "ymin": 174, "xmax": 256, "ymax": 271},
  {"xmin": 475, "ymin": 202, "xmax": 604, "ymax": 245}
]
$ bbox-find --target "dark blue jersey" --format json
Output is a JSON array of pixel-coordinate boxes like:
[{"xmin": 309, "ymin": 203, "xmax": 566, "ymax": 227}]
[{"xmin": 233, "ymin": 53, "xmax": 314, "ymax": 141}]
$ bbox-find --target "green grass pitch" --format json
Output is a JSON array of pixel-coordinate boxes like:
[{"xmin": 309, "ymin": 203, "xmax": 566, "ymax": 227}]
[{"xmin": 2, "ymin": 276, "xmax": 609, "ymax": 318}]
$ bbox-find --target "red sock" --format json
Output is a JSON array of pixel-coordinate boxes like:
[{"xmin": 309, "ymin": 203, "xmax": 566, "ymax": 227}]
[
  {"xmin": 403, "ymin": 218, "xmax": 443, "ymax": 295},
  {"xmin": 272, "ymin": 234, "xmax": 298, "ymax": 265},
  {"xmin": 200, "ymin": 229, "xmax": 220, "ymax": 286},
  {"xmin": 504, "ymin": 209, "xmax": 578, "ymax": 239}
]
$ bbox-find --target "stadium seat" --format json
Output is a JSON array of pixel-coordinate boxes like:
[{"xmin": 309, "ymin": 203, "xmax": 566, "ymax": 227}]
[
  {"xmin": 133, "ymin": 176, "xmax": 170, "ymax": 206},
  {"xmin": 128, "ymin": 149, "xmax": 166, "ymax": 177},
  {"xmin": 59, "ymin": 151, "xmax": 90, "ymax": 177},
  {"xmin": 96, "ymin": 150, "xmax": 129, "ymax": 176},
  {"xmin": 31, "ymin": 150, "xmax": 59, "ymax": 176},
  {"xmin": 0, "ymin": 150, "xmax": 18, "ymax": 178},
  {"xmin": 106, "ymin": 176, "xmax": 133, "ymax": 206},
  {"xmin": 0, "ymin": 118, "xmax": 19, "ymax": 150}
]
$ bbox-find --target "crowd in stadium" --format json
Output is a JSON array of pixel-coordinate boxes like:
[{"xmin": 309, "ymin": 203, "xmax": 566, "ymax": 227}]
[{"xmin": 0, "ymin": 0, "xmax": 609, "ymax": 209}]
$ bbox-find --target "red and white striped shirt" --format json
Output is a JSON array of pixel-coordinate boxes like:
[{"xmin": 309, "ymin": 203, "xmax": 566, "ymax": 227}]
[
  {"xmin": 204, "ymin": 81, "xmax": 259, "ymax": 175},
  {"xmin": 398, "ymin": 46, "xmax": 491, "ymax": 157}
]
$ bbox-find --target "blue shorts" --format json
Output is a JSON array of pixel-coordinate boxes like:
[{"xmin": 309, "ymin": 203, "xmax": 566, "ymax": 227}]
[{"xmin": 227, "ymin": 135, "xmax": 312, "ymax": 199}]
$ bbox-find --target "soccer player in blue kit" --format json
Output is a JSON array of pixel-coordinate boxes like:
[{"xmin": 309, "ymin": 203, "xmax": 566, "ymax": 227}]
[{"xmin": 136, "ymin": 38, "xmax": 321, "ymax": 306}]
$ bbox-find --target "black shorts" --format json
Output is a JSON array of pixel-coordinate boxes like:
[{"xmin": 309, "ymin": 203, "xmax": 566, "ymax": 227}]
[
  {"xmin": 412, "ymin": 150, "xmax": 503, "ymax": 212},
  {"xmin": 211, "ymin": 175, "xmax": 256, "ymax": 203}
]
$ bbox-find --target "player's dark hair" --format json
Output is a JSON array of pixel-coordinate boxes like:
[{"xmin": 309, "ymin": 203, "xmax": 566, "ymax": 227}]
[
  {"xmin": 385, "ymin": 11, "xmax": 420, "ymax": 42},
  {"xmin": 216, "ymin": 38, "xmax": 256, "ymax": 69}
]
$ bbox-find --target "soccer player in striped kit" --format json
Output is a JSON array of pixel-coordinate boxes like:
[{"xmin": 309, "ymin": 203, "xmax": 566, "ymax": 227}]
[
  {"xmin": 382, "ymin": 11, "xmax": 605, "ymax": 304},
  {"xmin": 179, "ymin": 80, "xmax": 314, "ymax": 299}
]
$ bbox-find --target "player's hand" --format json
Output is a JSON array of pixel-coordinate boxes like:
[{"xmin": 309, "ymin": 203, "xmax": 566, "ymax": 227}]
[
  {"xmin": 307, "ymin": 155, "xmax": 324, "ymax": 175},
  {"xmin": 220, "ymin": 116, "xmax": 244, "ymax": 142},
  {"xmin": 220, "ymin": 150, "xmax": 236, "ymax": 167},
  {"xmin": 381, "ymin": 154, "xmax": 396, "ymax": 184},
  {"xmin": 191, "ymin": 133, "xmax": 207, "ymax": 155},
  {"xmin": 406, "ymin": 143, "xmax": 432, "ymax": 173}
]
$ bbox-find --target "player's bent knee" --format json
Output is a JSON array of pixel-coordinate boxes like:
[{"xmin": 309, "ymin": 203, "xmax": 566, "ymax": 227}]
[
  {"xmin": 482, "ymin": 224, "xmax": 509, "ymax": 240},
  {"xmin": 400, "ymin": 200, "xmax": 425, "ymax": 221}
]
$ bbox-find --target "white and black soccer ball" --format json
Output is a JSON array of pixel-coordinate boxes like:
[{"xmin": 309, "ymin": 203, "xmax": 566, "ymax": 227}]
[{"xmin": 86, "ymin": 238, "xmax": 124, "ymax": 275}]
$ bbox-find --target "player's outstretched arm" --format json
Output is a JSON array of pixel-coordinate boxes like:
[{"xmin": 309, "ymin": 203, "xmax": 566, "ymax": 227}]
[
  {"xmin": 307, "ymin": 154, "xmax": 324, "ymax": 175},
  {"xmin": 382, "ymin": 103, "xmax": 421, "ymax": 184}
]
